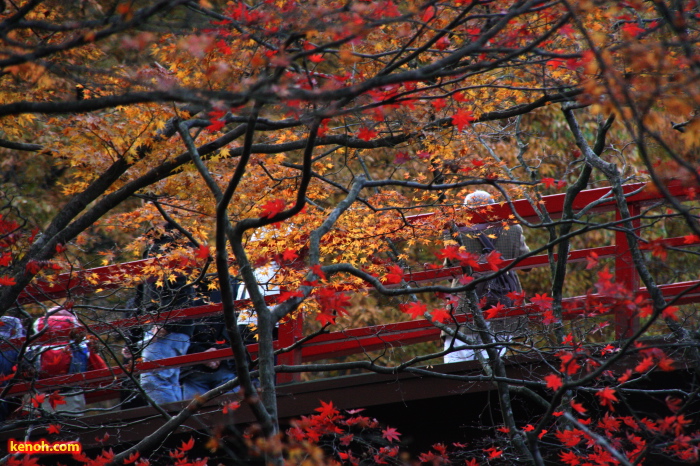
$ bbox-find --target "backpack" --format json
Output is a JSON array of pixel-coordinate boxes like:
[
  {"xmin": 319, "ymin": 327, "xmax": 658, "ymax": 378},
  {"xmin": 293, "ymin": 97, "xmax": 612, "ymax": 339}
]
[
  {"xmin": 472, "ymin": 229, "xmax": 520, "ymax": 309},
  {"xmin": 27, "ymin": 315, "xmax": 89, "ymax": 378}
]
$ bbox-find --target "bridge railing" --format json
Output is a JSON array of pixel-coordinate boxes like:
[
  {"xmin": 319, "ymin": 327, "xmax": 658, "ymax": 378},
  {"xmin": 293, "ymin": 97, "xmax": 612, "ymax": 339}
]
[{"xmin": 3, "ymin": 181, "xmax": 699, "ymax": 400}]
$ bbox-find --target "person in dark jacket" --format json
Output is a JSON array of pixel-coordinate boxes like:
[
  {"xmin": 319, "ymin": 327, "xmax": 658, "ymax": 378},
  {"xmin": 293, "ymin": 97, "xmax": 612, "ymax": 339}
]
[
  {"xmin": 134, "ymin": 224, "xmax": 195, "ymax": 404},
  {"xmin": 181, "ymin": 278, "xmax": 246, "ymax": 398},
  {"xmin": 442, "ymin": 190, "xmax": 530, "ymax": 362}
]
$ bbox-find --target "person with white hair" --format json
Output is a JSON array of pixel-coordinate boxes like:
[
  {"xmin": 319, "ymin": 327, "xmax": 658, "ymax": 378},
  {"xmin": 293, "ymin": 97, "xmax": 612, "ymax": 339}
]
[
  {"xmin": 464, "ymin": 189, "xmax": 494, "ymax": 207},
  {"xmin": 442, "ymin": 190, "xmax": 530, "ymax": 362}
]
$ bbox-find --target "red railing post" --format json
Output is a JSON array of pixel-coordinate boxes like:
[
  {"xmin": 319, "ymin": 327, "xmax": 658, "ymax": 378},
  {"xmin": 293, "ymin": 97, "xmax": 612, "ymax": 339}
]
[
  {"xmin": 615, "ymin": 202, "xmax": 640, "ymax": 339},
  {"xmin": 276, "ymin": 315, "xmax": 303, "ymax": 384}
]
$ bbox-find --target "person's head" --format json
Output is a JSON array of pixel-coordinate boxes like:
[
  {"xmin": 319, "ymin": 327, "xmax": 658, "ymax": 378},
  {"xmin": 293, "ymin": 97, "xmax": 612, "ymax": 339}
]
[
  {"xmin": 464, "ymin": 190, "xmax": 493, "ymax": 207},
  {"xmin": 33, "ymin": 307, "xmax": 84, "ymax": 341}
]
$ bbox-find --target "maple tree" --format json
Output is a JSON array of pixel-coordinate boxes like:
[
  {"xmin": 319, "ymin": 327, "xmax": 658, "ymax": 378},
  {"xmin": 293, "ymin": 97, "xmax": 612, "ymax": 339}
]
[{"xmin": 1, "ymin": 0, "xmax": 700, "ymax": 465}]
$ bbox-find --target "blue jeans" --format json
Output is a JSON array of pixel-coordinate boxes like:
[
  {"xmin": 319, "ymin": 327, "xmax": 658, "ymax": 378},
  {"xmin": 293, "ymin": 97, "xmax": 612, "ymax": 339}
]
[
  {"xmin": 140, "ymin": 332, "xmax": 190, "ymax": 404},
  {"xmin": 182, "ymin": 365, "xmax": 238, "ymax": 400}
]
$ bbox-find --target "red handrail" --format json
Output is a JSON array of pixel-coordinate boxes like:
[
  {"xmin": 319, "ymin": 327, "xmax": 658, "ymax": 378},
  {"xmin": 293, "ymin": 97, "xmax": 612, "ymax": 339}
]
[{"xmin": 5, "ymin": 181, "xmax": 697, "ymax": 397}]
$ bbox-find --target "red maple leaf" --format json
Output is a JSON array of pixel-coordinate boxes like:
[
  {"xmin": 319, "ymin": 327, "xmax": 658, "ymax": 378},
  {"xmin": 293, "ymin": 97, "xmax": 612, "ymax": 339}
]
[
  {"xmin": 281, "ymin": 248, "xmax": 299, "ymax": 262},
  {"xmin": 260, "ymin": 199, "xmax": 286, "ymax": 219},
  {"xmin": 123, "ymin": 452, "xmax": 141, "ymax": 465},
  {"xmin": 382, "ymin": 426, "xmax": 402, "ymax": 443},
  {"xmin": 666, "ymin": 396, "xmax": 683, "ymax": 413},
  {"xmin": 206, "ymin": 113, "xmax": 226, "ymax": 132},
  {"xmin": 541, "ymin": 177, "xmax": 556, "ymax": 189},
  {"xmin": 484, "ymin": 251, "xmax": 505, "ymax": 271},
  {"xmin": 683, "ymin": 234, "xmax": 700, "ymax": 245},
  {"xmin": 452, "ymin": 109, "xmax": 475, "ymax": 131},
  {"xmin": 223, "ymin": 401, "xmax": 240, "ymax": 414},
  {"xmin": 0, "ymin": 276, "xmax": 15, "ymax": 286},
  {"xmin": 484, "ymin": 447, "xmax": 502, "ymax": 459},
  {"xmin": 618, "ymin": 369, "xmax": 633, "ymax": 383},
  {"xmin": 544, "ymin": 373, "xmax": 563, "ymax": 391},
  {"xmin": 277, "ymin": 290, "xmax": 303, "ymax": 302},
  {"xmin": 310, "ymin": 264, "xmax": 326, "ymax": 280},
  {"xmin": 357, "ymin": 127, "xmax": 377, "ymax": 141},
  {"xmin": 570, "ymin": 398, "xmax": 587, "ymax": 415},
  {"xmin": 635, "ymin": 356, "xmax": 655, "ymax": 373},
  {"xmin": 453, "ymin": 91, "xmax": 468, "ymax": 102},
  {"xmin": 399, "ymin": 301, "xmax": 427, "ymax": 319},
  {"xmin": 639, "ymin": 304, "xmax": 653, "ymax": 318},
  {"xmin": 393, "ymin": 151, "xmax": 410, "ymax": 164},
  {"xmin": 435, "ymin": 245, "xmax": 460, "ymax": 261},
  {"xmin": 31, "ymin": 393, "xmax": 46, "ymax": 408},
  {"xmin": 531, "ymin": 293, "xmax": 554, "ymax": 310},
  {"xmin": 315, "ymin": 400, "xmax": 338, "ymax": 418},
  {"xmin": 542, "ymin": 310, "xmax": 557, "ymax": 325},
  {"xmin": 340, "ymin": 434, "xmax": 354, "ymax": 446},
  {"xmin": 431, "ymin": 98, "xmax": 447, "ymax": 112},
  {"xmin": 558, "ymin": 351, "xmax": 581, "ymax": 375},
  {"xmin": 585, "ymin": 251, "xmax": 599, "ymax": 270},
  {"xmin": 431, "ymin": 308, "xmax": 451, "ymax": 323},
  {"xmin": 458, "ymin": 275, "xmax": 474, "ymax": 285},
  {"xmin": 596, "ymin": 387, "xmax": 618, "ymax": 410},
  {"xmin": 383, "ymin": 265, "xmax": 404, "ymax": 285},
  {"xmin": 555, "ymin": 429, "xmax": 583, "ymax": 448},
  {"xmin": 316, "ymin": 309, "xmax": 338, "ymax": 325},
  {"xmin": 662, "ymin": 305, "xmax": 679, "ymax": 321},
  {"xmin": 179, "ymin": 437, "xmax": 195, "ymax": 452},
  {"xmin": 621, "ymin": 22, "xmax": 645, "ymax": 39},
  {"xmin": 47, "ymin": 424, "xmax": 62, "ymax": 435},
  {"xmin": 506, "ymin": 290, "xmax": 525, "ymax": 306},
  {"xmin": 650, "ymin": 238, "xmax": 668, "ymax": 260},
  {"xmin": 559, "ymin": 450, "xmax": 581, "ymax": 466},
  {"xmin": 195, "ymin": 244, "xmax": 210, "ymax": 260},
  {"xmin": 48, "ymin": 390, "xmax": 67, "ymax": 409},
  {"xmin": 484, "ymin": 302, "xmax": 505, "ymax": 319},
  {"xmin": 0, "ymin": 252, "xmax": 11, "ymax": 266},
  {"xmin": 658, "ymin": 357, "xmax": 675, "ymax": 371}
]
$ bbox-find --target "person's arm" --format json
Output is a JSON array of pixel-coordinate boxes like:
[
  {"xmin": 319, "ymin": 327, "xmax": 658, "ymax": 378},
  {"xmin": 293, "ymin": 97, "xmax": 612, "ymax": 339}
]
[{"xmin": 87, "ymin": 350, "xmax": 108, "ymax": 371}]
